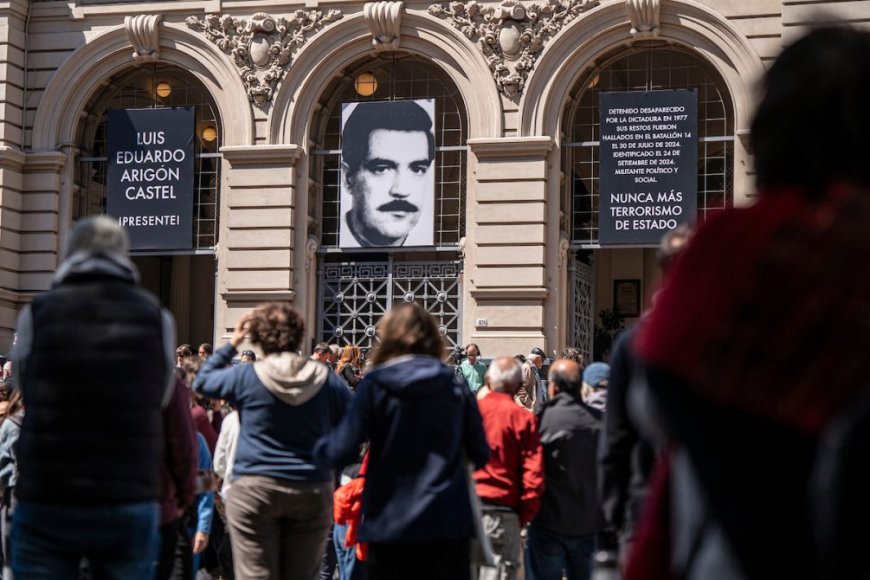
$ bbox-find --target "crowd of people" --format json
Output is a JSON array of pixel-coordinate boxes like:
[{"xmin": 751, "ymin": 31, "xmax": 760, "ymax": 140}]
[{"xmin": 0, "ymin": 22, "xmax": 865, "ymax": 580}]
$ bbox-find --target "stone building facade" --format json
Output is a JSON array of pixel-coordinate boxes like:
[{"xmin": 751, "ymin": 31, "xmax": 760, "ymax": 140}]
[{"xmin": 0, "ymin": 0, "xmax": 860, "ymax": 358}]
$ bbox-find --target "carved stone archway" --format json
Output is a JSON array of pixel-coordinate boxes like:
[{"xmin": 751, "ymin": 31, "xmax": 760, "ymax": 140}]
[
  {"xmin": 32, "ymin": 23, "xmax": 253, "ymax": 151},
  {"xmin": 520, "ymin": 0, "xmax": 763, "ymax": 140}
]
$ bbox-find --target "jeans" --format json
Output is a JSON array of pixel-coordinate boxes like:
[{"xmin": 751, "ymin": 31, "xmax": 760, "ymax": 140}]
[
  {"xmin": 11, "ymin": 500, "xmax": 159, "ymax": 580},
  {"xmin": 333, "ymin": 522, "xmax": 364, "ymax": 580},
  {"xmin": 525, "ymin": 524, "xmax": 595, "ymax": 580}
]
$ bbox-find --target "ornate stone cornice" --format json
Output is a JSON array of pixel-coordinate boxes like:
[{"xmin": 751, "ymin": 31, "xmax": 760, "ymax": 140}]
[
  {"xmin": 365, "ymin": 1, "xmax": 405, "ymax": 51},
  {"xmin": 626, "ymin": 0, "xmax": 660, "ymax": 38},
  {"xmin": 125, "ymin": 14, "xmax": 162, "ymax": 63},
  {"xmin": 467, "ymin": 136, "xmax": 553, "ymax": 158},
  {"xmin": 186, "ymin": 10, "xmax": 343, "ymax": 108},
  {"xmin": 220, "ymin": 144, "xmax": 304, "ymax": 166},
  {"xmin": 428, "ymin": 0, "xmax": 599, "ymax": 99}
]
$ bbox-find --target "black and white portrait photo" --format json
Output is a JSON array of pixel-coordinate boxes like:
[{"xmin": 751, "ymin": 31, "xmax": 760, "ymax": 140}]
[{"xmin": 339, "ymin": 99, "xmax": 436, "ymax": 249}]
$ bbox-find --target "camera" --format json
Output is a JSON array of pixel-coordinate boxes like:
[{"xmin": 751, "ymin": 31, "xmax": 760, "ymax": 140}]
[{"xmin": 448, "ymin": 345, "xmax": 466, "ymax": 371}]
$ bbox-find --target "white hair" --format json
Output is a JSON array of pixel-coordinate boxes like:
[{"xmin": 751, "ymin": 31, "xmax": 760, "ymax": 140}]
[
  {"xmin": 66, "ymin": 215, "xmax": 129, "ymax": 259},
  {"xmin": 484, "ymin": 357, "xmax": 522, "ymax": 392}
]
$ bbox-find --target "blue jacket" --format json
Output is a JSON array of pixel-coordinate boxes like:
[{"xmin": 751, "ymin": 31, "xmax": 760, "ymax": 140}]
[
  {"xmin": 194, "ymin": 433, "xmax": 214, "ymax": 536},
  {"xmin": 194, "ymin": 344, "xmax": 351, "ymax": 483},
  {"xmin": 314, "ymin": 355, "xmax": 490, "ymax": 543}
]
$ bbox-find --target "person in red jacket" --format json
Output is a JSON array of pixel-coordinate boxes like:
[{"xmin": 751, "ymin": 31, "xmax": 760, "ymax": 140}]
[{"xmin": 474, "ymin": 356, "xmax": 545, "ymax": 580}]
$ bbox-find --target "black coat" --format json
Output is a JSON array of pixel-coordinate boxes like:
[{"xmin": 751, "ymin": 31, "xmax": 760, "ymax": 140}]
[
  {"xmin": 598, "ymin": 326, "xmax": 657, "ymax": 533},
  {"xmin": 533, "ymin": 392, "xmax": 604, "ymax": 536}
]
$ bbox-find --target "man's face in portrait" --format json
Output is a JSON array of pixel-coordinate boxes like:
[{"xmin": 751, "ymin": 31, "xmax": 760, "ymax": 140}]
[{"xmin": 345, "ymin": 129, "xmax": 433, "ymax": 246}]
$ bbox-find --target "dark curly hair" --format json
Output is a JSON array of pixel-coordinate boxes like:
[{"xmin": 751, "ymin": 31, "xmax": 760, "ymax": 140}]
[
  {"xmin": 247, "ymin": 302, "xmax": 305, "ymax": 355},
  {"xmin": 370, "ymin": 303, "xmax": 444, "ymax": 366}
]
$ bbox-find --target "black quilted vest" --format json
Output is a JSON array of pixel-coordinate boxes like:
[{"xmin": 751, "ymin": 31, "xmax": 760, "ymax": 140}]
[{"xmin": 17, "ymin": 269, "xmax": 167, "ymax": 504}]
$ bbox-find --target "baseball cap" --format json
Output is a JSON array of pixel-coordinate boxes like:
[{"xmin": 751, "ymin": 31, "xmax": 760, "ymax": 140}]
[
  {"xmin": 583, "ymin": 362, "xmax": 610, "ymax": 388},
  {"xmin": 530, "ymin": 347, "xmax": 546, "ymax": 358}
]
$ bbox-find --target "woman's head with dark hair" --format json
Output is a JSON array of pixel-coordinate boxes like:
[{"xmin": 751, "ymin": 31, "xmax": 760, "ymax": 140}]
[
  {"xmin": 247, "ymin": 302, "xmax": 305, "ymax": 356},
  {"xmin": 370, "ymin": 303, "xmax": 445, "ymax": 366},
  {"xmin": 180, "ymin": 355, "xmax": 202, "ymax": 384},
  {"xmin": 198, "ymin": 343, "xmax": 213, "ymax": 358},
  {"xmin": 751, "ymin": 25, "xmax": 870, "ymax": 195}
]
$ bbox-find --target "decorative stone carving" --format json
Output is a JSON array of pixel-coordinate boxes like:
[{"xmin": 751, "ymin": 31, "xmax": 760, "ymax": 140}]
[
  {"xmin": 186, "ymin": 10, "xmax": 343, "ymax": 108},
  {"xmin": 558, "ymin": 236, "xmax": 570, "ymax": 269},
  {"xmin": 305, "ymin": 236, "xmax": 319, "ymax": 272},
  {"xmin": 125, "ymin": 14, "xmax": 162, "ymax": 63},
  {"xmin": 626, "ymin": 0, "xmax": 660, "ymax": 38},
  {"xmin": 365, "ymin": 2, "xmax": 405, "ymax": 51},
  {"xmin": 428, "ymin": 0, "xmax": 599, "ymax": 98}
]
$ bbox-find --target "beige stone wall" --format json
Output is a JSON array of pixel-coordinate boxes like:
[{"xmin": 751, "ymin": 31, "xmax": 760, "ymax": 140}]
[
  {"xmin": 11, "ymin": 0, "xmax": 865, "ymax": 355},
  {"xmin": 218, "ymin": 145, "xmax": 301, "ymax": 344},
  {"xmin": 465, "ymin": 137, "xmax": 552, "ymax": 357}
]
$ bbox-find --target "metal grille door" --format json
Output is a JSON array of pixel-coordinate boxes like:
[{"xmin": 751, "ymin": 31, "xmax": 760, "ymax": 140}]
[
  {"xmin": 571, "ymin": 258, "xmax": 594, "ymax": 364},
  {"xmin": 319, "ymin": 261, "xmax": 461, "ymax": 351}
]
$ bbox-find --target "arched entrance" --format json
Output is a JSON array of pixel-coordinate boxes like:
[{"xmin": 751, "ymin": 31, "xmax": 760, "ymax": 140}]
[
  {"xmin": 309, "ymin": 53, "xmax": 468, "ymax": 353},
  {"xmin": 75, "ymin": 64, "xmax": 222, "ymax": 346},
  {"xmin": 562, "ymin": 46, "xmax": 735, "ymax": 360}
]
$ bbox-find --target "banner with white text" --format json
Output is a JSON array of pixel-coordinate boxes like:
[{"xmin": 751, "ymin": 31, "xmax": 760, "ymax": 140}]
[
  {"xmin": 106, "ymin": 107, "xmax": 195, "ymax": 251},
  {"xmin": 598, "ymin": 90, "xmax": 697, "ymax": 245}
]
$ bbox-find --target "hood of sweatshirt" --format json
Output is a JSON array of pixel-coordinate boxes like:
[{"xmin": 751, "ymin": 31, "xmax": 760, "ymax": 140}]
[
  {"xmin": 53, "ymin": 251, "xmax": 139, "ymax": 287},
  {"xmin": 252, "ymin": 352, "xmax": 330, "ymax": 406},
  {"xmin": 364, "ymin": 355, "xmax": 457, "ymax": 398}
]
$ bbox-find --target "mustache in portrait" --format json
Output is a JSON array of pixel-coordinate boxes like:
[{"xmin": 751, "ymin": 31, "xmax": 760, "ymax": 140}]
[{"xmin": 377, "ymin": 200, "xmax": 419, "ymax": 213}]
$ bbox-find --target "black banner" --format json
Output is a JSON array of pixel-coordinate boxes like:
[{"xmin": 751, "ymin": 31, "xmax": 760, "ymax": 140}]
[
  {"xmin": 598, "ymin": 90, "xmax": 698, "ymax": 245},
  {"xmin": 106, "ymin": 107, "xmax": 195, "ymax": 250}
]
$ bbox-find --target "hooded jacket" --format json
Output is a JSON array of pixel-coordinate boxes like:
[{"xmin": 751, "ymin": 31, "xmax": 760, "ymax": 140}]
[
  {"xmin": 313, "ymin": 355, "xmax": 490, "ymax": 543},
  {"xmin": 194, "ymin": 343, "xmax": 351, "ymax": 482}
]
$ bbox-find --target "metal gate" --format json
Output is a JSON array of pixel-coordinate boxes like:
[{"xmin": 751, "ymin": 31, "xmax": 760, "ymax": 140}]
[
  {"xmin": 571, "ymin": 257, "xmax": 594, "ymax": 364},
  {"xmin": 318, "ymin": 260, "xmax": 462, "ymax": 351}
]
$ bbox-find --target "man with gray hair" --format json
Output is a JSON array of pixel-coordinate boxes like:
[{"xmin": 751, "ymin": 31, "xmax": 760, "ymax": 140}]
[
  {"xmin": 11, "ymin": 215, "xmax": 176, "ymax": 579},
  {"xmin": 473, "ymin": 357, "xmax": 544, "ymax": 580}
]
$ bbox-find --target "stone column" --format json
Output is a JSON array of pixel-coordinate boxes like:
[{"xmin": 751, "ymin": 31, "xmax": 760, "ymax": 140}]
[
  {"xmin": 0, "ymin": 1, "xmax": 29, "ymax": 350},
  {"xmin": 464, "ymin": 137, "xmax": 553, "ymax": 356},
  {"xmin": 0, "ymin": 0, "xmax": 25, "ymax": 150},
  {"xmin": 216, "ymin": 145, "xmax": 301, "ymax": 345}
]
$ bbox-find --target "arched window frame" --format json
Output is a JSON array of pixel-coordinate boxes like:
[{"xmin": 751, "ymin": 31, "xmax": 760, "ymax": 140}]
[
  {"xmin": 563, "ymin": 44, "xmax": 735, "ymax": 248},
  {"xmin": 74, "ymin": 64, "xmax": 222, "ymax": 253},
  {"xmin": 308, "ymin": 53, "xmax": 469, "ymax": 351}
]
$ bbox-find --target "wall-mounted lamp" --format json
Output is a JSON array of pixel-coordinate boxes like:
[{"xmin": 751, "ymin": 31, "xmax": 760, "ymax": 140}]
[
  {"xmin": 354, "ymin": 72, "xmax": 378, "ymax": 97},
  {"xmin": 201, "ymin": 125, "xmax": 218, "ymax": 143},
  {"xmin": 156, "ymin": 81, "xmax": 172, "ymax": 98}
]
